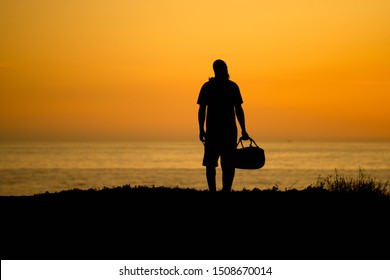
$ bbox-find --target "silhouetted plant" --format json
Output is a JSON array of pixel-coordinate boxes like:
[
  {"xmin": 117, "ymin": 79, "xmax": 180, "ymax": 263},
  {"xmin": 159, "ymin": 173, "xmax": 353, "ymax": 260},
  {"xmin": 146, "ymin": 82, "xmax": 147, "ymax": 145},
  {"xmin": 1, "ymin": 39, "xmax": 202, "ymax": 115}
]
[{"xmin": 313, "ymin": 168, "xmax": 389, "ymax": 197}]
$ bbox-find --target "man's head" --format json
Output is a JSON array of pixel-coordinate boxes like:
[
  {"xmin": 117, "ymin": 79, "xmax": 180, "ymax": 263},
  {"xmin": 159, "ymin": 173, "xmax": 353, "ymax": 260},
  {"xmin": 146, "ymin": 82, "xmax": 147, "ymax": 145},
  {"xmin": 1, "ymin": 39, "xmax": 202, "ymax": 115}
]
[{"xmin": 213, "ymin": 59, "xmax": 229, "ymax": 79}]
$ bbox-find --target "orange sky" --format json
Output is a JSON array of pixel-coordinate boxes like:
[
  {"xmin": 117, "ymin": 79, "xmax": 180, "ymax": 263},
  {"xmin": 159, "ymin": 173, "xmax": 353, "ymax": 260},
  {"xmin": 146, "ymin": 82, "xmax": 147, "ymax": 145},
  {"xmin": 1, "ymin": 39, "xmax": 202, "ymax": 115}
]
[{"xmin": 1, "ymin": 0, "xmax": 389, "ymax": 141}]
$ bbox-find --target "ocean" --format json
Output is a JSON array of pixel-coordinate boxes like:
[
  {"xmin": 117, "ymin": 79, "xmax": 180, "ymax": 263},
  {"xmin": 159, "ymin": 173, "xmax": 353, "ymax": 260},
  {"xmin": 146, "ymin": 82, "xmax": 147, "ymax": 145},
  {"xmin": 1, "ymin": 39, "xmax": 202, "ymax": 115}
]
[{"xmin": 1, "ymin": 141, "xmax": 389, "ymax": 196}]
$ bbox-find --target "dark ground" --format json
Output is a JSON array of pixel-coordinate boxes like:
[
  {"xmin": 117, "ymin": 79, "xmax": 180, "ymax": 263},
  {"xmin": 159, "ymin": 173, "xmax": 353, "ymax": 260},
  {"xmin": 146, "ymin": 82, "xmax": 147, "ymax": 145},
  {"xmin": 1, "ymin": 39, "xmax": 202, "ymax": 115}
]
[{"xmin": 1, "ymin": 186, "xmax": 389, "ymax": 260}]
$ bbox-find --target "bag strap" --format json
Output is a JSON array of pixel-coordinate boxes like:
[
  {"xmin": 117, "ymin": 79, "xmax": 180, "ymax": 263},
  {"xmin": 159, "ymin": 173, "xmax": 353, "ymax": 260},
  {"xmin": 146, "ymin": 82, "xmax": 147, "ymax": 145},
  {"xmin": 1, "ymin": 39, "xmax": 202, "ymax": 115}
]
[{"xmin": 237, "ymin": 137, "xmax": 259, "ymax": 148}]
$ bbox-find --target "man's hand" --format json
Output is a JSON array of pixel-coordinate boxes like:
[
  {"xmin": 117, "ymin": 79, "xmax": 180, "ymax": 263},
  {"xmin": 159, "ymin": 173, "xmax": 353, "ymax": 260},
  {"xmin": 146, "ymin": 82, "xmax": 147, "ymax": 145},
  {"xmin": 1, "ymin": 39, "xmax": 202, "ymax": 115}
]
[
  {"xmin": 241, "ymin": 130, "xmax": 250, "ymax": 140},
  {"xmin": 199, "ymin": 130, "xmax": 206, "ymax": 143}
]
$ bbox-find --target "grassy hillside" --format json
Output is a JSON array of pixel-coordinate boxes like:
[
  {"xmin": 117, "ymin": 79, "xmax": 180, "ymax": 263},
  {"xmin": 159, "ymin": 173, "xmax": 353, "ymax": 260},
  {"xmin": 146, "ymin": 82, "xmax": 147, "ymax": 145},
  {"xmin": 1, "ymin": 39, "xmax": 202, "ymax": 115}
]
[{"xmin": 1, "ymin": 171, "xmax": 389, "ymax": 260}]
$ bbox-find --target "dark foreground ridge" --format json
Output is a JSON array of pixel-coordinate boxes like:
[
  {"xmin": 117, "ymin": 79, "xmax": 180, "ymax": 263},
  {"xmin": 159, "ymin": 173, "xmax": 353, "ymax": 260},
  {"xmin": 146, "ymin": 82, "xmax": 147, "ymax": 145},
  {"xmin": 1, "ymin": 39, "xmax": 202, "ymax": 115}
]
[{"xmin": 2, "ymin": 185, "xmax": 390, "ymax": 260}]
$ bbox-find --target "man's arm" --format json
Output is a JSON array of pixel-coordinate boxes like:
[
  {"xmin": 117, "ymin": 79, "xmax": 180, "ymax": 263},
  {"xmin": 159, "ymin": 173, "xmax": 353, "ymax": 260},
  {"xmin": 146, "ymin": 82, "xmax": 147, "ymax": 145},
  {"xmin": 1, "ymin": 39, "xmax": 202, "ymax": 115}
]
[
  {"xmin": 235, "ymin": 104, "xmax": 249, "ymax": 140},
  {"xmin": 198, "ymin": 104, "xmax": 207, "ymax": 142}
]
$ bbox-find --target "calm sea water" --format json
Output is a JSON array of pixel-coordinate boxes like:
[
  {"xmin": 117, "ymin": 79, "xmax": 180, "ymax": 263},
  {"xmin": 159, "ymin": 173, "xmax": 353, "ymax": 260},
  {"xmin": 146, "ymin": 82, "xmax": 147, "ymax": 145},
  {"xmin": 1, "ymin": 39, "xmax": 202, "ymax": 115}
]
[{"xmin": 0, "ymin": 141, "xmax": 389, "ymax": 196}]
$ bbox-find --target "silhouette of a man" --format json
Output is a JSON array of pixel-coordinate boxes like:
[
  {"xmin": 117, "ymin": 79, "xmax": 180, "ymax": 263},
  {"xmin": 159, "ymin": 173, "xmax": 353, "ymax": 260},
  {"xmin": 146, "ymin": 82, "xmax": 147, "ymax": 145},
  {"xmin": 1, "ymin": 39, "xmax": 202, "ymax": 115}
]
[{"xmin": 197, "ymin": 59, "xmax": 249, "ymax": 192}]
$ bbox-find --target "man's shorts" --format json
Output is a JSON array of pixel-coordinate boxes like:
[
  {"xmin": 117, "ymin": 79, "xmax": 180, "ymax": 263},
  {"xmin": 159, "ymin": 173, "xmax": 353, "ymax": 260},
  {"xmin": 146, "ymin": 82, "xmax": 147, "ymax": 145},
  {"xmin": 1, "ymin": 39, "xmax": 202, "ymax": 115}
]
[{"xmin": 202, "ymin": 141, "xmax": 236, "ymax": 168}]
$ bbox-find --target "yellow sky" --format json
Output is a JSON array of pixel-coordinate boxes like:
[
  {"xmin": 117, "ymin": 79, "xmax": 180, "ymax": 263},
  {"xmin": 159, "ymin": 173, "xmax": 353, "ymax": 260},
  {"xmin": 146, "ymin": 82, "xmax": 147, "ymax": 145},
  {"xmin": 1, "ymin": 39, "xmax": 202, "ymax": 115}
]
[{"xmin": 1, "ymin": 0, "xmax": 389, "ymax": 141}]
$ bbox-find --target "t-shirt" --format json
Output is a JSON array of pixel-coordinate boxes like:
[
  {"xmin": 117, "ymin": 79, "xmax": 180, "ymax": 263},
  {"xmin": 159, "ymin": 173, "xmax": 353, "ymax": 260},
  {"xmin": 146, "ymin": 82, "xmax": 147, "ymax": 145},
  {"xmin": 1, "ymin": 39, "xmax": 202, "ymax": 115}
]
[{"xmin": 197, "ymin": 77, "xmax": 243, "ymax": 142}]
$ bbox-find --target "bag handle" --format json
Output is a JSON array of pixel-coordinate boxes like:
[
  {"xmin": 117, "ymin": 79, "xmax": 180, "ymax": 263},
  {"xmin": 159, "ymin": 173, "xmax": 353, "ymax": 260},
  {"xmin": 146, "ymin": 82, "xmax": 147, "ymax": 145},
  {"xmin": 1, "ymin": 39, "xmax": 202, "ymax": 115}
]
[{"xmin": 237, "ymin": 137, "xmax": 259, "ymax": 148}]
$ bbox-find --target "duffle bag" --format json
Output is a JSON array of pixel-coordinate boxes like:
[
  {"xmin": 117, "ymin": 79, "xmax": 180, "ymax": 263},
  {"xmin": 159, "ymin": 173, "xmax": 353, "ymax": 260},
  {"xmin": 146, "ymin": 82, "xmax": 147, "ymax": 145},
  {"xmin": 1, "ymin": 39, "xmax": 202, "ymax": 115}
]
[{"xmin": 235, "ymin": 137, "xmax": 266, "ymax": 169}]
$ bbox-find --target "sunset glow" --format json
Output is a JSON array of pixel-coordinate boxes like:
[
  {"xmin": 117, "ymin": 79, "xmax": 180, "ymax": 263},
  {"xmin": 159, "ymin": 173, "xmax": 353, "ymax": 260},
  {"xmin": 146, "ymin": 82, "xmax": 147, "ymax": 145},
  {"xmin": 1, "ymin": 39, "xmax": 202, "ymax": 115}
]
[{"xmin": 1, "ymin": 0, "xmax": 389, "ymax": 141}]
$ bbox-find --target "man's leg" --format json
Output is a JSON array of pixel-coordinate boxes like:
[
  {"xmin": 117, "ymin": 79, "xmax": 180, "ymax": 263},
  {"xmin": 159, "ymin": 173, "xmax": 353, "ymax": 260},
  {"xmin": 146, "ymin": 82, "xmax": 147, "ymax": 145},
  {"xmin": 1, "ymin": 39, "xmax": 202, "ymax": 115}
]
[
  {"xmin": 203, "ymin": 141, "xmax": 218, "ymax": 192},
  {"xmin": 206, "ymin": 166, "xmax": 216, "ymax": 192},
  {"xmin": 221, "ymin": 145, "xmax": 236, "ymax": 192},
  {"xmin": 222, "ymin": 165, "xmax": 235, "ymax": 192}
]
